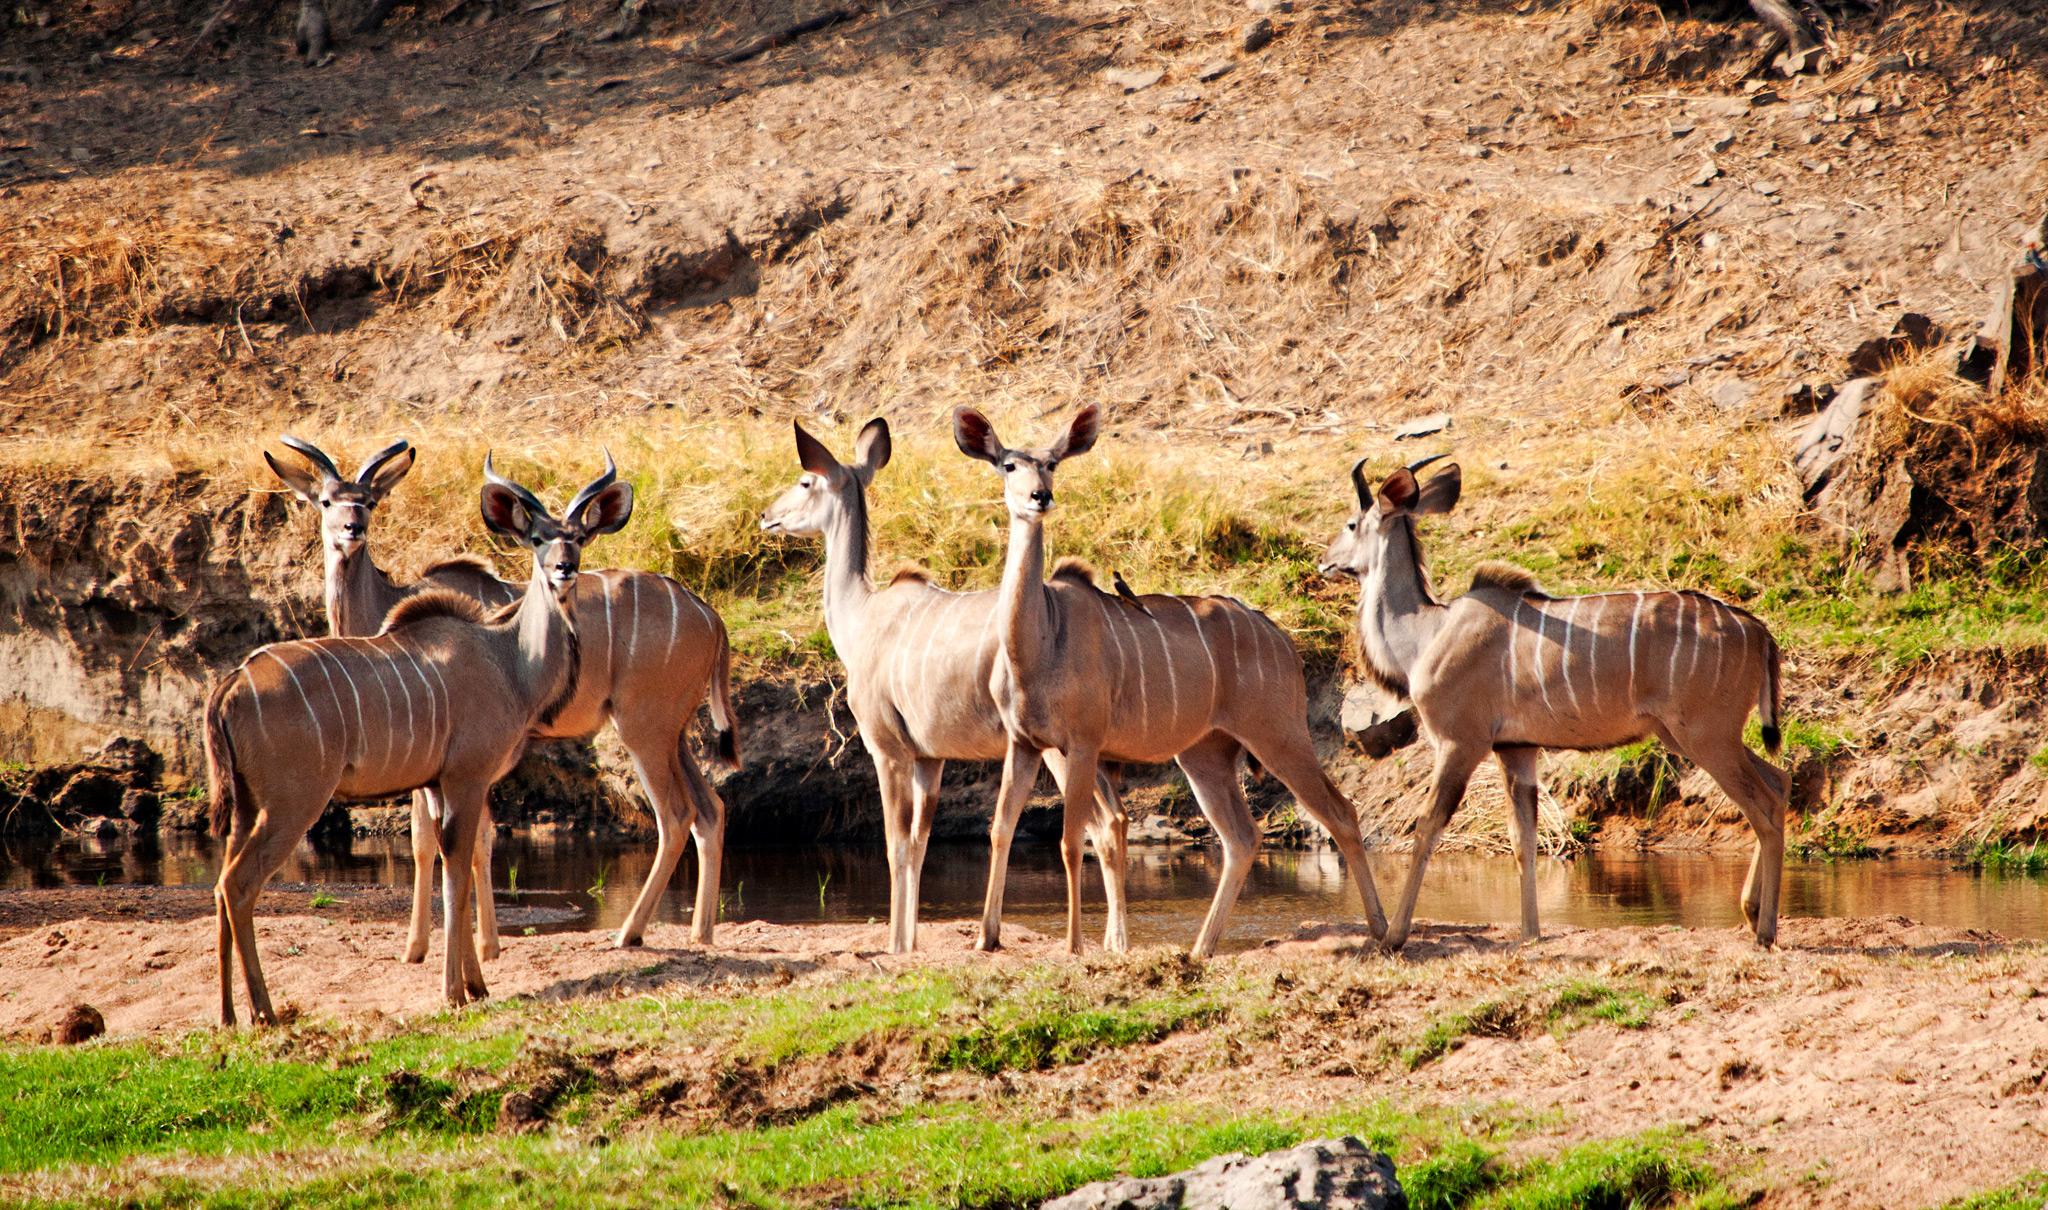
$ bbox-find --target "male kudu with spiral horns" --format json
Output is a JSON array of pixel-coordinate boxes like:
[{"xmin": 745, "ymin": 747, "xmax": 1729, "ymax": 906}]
[
  {"xmin": 1319, "ymin": 453, "xmax": 1788, "ymax": 950},
  {"xmin": 206, "ymin": 454, "xmax": 630, "ymax": 1022},
  {"xmin": 266, "ymin": 436, "xmax": 740, "ymax": 960}
]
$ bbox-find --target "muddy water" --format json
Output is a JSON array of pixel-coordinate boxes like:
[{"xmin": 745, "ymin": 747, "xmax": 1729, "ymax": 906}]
[{"xmin": 6, "ymin": 830, "xmax": 2045, "ymax": 948}]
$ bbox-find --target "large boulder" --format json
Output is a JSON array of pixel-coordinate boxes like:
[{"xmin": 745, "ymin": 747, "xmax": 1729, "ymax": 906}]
[{"xmin": 1044, "ymin": 1136, "xmax": 1406, "ymax": 1210}]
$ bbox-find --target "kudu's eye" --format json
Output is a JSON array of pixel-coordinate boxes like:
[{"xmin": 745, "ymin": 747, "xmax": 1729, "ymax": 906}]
[
  {"xmin": 1346, "ymin": 521, "xmax": 1357, "ymax": 531},
  {"xmin": 1002, "ymin": 462, "xmax": 1016, "ymax": 473}
]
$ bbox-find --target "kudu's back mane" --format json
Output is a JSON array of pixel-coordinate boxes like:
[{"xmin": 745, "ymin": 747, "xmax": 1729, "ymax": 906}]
[
  {"xmin": 1469, "ymin": 561, "xmax": 1547, "ymax": 597},
  {"xmin": 420, "ymin": 553, "xmax": 498, "ymax": 581},
  {"xmin": 1049, "ymin": 556, "xmax": 1099, "ymax": 586},
  {"xmin": 383, "ymin": 590, "xmax": 487, "ymax": 631}
]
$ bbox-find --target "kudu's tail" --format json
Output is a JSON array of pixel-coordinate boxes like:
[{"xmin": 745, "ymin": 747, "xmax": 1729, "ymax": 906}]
[
  {"xmin": 1758, "ymin": 634, "xmax": 1783, "ymax": 756},
  {"xmin": 203, "ymin": 675, "xmax": 251, "ymax": 839},
  {"xmin": 706, "ymin": 620, "xmax": 741, "ymax": 772}
]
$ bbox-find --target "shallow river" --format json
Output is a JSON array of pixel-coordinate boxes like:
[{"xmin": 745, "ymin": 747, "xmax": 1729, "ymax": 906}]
[{"xmin": 4, "ymin": 829, "xmax": 2044, "ymax": 949}]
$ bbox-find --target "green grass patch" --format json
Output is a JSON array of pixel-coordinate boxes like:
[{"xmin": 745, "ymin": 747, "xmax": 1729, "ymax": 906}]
[
  {"xmin": 1941, "ymin": 1172, "xmax": 2048, "ymax": 1209},
  {"xmin": 1470, "ymin": 1129, "xmax": 1721, "ymax": 1210},
  {"xmin": 0, "ymin": 1022, "xmax": 523, "ymax": 1173},
  {"xmin": 1400, "ymin": 998, "xmax": 1528, "ymax": 1070},
  {"xmin": 1545, "ymin": 979, "xmax": 1661, "ymax": 1033},
  {"xmin": 1962, "ymin": 839, "xmax": 2048, "ymax": 876}
]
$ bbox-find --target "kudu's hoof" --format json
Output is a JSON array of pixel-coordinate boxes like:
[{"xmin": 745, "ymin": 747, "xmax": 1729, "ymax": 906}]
[{"xmin": 614, "ymin": 933, "xmax": 644, "ymax": 949}]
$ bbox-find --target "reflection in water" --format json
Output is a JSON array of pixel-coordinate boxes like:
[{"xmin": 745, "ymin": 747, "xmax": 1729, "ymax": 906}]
[{"xmin": 3, "ymin": 829, "xmax": 2044, "ymax": 949}]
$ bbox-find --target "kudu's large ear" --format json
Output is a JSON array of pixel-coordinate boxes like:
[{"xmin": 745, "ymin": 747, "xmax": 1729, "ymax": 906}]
[
  {"xmin": 1350, "ymin": 457, "xmax": 1372, "ymax": 510},
  {"xmin": 793, "ymin": 422, "xmax": 841, "ymax": 478},
  {"xmin": 851, "ymin": 418, "xmax": 892, "ymax": 484},
  {"xmin": 480, "ymin": 483, "xmax": 534, "ymax": 539},
  {"xmin": 264, "ymin": 450, "xmax": 324, "ymax": 504},
  {"xmin": 356, "ymin": 442, "xmax": 416, "ymax": 502},
  {"xmin": 1049, "ymin": 404, "xmax": 1100, "ymax": 463},
  {"xmin": 952, "ymin": 407, "xmax": 1005, "ymax": 465},
  {"xmin": 1415, "ymin": 464, "xmax": 1462, "ymax": 515},
  {"xmin": 572, "ymin": 481, "xmax": 635, "ymax": 536},
  {"xmin": 1376, "ymin": 468, "xmax": 1421, "ymax": 515}
]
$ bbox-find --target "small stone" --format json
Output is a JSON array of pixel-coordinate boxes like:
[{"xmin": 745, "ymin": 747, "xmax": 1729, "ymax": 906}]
[
  {"xmin": 1852, "ymin": 95, "xmax": 1880, "ymax": 115},
  {"xmin": 1712, "ymin": 380, "xmax": 1755, "ymax": 409},
  {"xmin": 1749, "ymin": 88, "xmax": 1781, "ymax": 107},
  {"xmin": 1102, "ymin": 67, "xmax": 1164, "ymax": 92},
  {"xmin": 1460, "ymin": 144, "xmax": 1491, "ymax": 159},
  {"xmin": 1691, "ymin": 160, "xmax": 1722, "ymax": 186},
  {"xmin": 1241, "ymin": 17, "xmax": 1274, "ymax": 53},
  {"xmin": 1195, "ymin": 59, "xmax": 1235, "ymax": 82},
  {"xmin": 1393, "ymin": 411, "xmax": 1451, "ymax": 439},
  {"xmin": 1555, "ymin": 163, "xmax": 1573, "ymax": 175},
  {"xmin": 1709, "ymin": 129, "xmax": 1736, "ymax": 153},
  {"xmin": 1753, "ymin": 180, "xmax": 1780, "ymax": 195},
  {"xmin": 1246, "ymin": 0, "xmax": 1292, "ymax": 12},
  {"xmin": 1668, "ymin": 120, "xmax": 1695, "ymax": 138}
]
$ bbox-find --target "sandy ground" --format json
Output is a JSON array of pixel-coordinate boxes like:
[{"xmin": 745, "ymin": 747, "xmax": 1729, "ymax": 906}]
[{"xmin": 3, "ymin": 891, "xmax": 2044, "ymax": 1205}]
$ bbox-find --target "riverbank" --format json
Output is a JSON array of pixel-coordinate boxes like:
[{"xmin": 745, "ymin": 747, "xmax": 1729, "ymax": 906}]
[{"xmin": 1, "ymin": 912, "xmax": 2042, "ymax": 1207}]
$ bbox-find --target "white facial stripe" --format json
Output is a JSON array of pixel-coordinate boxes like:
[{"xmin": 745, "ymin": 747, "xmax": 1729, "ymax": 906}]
[
  {"xmin": 263, "ymin": 650, "xmax": 327, "ymax": 759},
  {"xmin": 1561, "ymin": 597, "xmax": 1583, "ymax": 717},
  {"xmin": 1627, "ymin": 592, "xmax": 1644, "ymax": 703}
]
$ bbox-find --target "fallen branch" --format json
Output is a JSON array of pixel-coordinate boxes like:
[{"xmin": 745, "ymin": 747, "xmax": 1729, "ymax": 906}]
[{"xmin": 705, "ymin": 7, "xmax": 860, "ymax": 67}]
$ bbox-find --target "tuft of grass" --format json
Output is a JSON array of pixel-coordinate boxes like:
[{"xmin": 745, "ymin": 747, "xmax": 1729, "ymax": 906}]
[
  {"xmin": 1963, "ymin": 839, "xmax": 2048, "ymax": 876},
  {"xmin": 1545, "ymin": 979, "xmax": 1661, "ymax": 1033},
  {"xmin": 929, "ymin": 1001, "xmax": 1222, "ymax": 1076},
  {"xmin": 1400, "ymin": 998, "xmax": 1528, "ymax": 1070},
  {"xmin": 1470, "ymin": 1129, "xmax": 1718, "ymax": 1210},
  {"xmin": 2030, "ymin": 747, "xmax": 2048, "ymax": 774},
  {"xmin": 307, "ymin": 892, "xmax": 338, "ymax": 909},
  {"xmin": 1403, "ymin": 1138, "xmax": 1504, "ymax": 1210}
]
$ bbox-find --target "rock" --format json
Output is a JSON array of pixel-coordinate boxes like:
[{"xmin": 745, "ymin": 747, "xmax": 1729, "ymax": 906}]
[
  {"xmin": 1129, "ymin": 813, "xmax": 1191, "ymax": 844},
  {"xmin": 47, "ymin": 1003, "xmax": 105, "ymax": 1045},
  {"xmin": 1459, "ymin": 144, "xmax": 1491, "ymax": 159},
  {"xmin": 1711, "ymin": 380, "xmax": 1755, "ymax": 409},
  {"xmin": 1691, "ymin": 160, "xmax": 1721, "ymax": 187},
  {"xmin": 1752, "ymin": 180, "xmax": 1780, "ymax": 196},
  {"xmin": 93, "ymin": 737, "xmax": 163, "ymax": 784},
  {"xmin": 78, "ymin": 815, "xmax": 132, "ymax": 838},
  {"xmin": 1044, "ymin": 1136, "xmax": 1405, "ymax": 1210},
  {"xmin": 1392, "ymin": 411, "xmax": 1450, "ymax": 439},
  {"xmin": 1103, "ymin": 68, "xmax": 1164, "ymax": 93},
  {"xmin": 51, "ymin": 770, "xmax": 125, "ymax": 821},
  {"xmin": 1246, "ymin": 0, "xmax": 1292, "ymax": 11},
  {"xmin": 1708, "ymin": 130, "xmax": 1736, "ymax": 153},
  {"xmin": 1195, "ymin": 59, "xmax": 1235, "ymax": 83},
  {"xmin": 1241, "ymin": 17, "xmax": 1274, "ymax": 53},
  {"xmin": 120, "ymin": 788, "xmax": 160, "ymax": 827},
  {"xmin": 1793, "ymin": 375, "xmax": 1880, "ymax": 499}
]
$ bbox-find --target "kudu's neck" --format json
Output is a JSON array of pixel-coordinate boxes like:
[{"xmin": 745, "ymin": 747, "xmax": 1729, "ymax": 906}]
[
  {"xmin": 1360, "ymin": 517, "xmax": 1448, "ymax": 692},
  {"xmin": 326, "ymin": 548, "xmax": 403, "ymax": 638},
  {"xmin": 508, "ymin": 574, "xmax": 576, "ymax": 715},
  {"xmin": 997, "ymin": 512, "xmax": 1051, "ymax": 678},
  {"xmin": 819, "ymin": 486, "xmax": 876, "ymax": 661}
]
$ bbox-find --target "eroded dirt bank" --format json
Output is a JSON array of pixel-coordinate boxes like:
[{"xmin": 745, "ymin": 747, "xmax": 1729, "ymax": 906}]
[{"xmin": 1, "ymin": 908, "xmax": 2041, "ymax": 1207}]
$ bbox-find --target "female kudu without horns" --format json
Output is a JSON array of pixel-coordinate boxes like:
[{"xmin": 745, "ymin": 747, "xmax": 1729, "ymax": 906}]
[
  {"xmin": 206, "ymin": 455, "xmax": 631, "ymax": 1022},
  {"xmin": 266, "ymin": 437, "xmax": 739, "ymax": 959},
  {"xmin": 1319, "ymin": 455, "xmax": 1789, "ymax": 950},
  {"xmin": 758, "ymin": 419, "xmax": 1131, "ymax": 955},
  {"xmin": 953, "ymin": 405, "xmax": 1388, "ymax": 958}
]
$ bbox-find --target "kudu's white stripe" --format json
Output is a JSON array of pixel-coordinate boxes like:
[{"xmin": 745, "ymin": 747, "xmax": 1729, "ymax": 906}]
[
  {"xmin": 1219, "ymin": 605, "xmax": 1244, "ymax": 704},
  {"xmin": 1145, "ymin": 610, "xmax": 1180, "ymax": 735},
  {"xmin": 355, "ymin": 641, "xmax": 401, "ymax": 772},
  {"xmin": 1116, "ymin": 607, "xmax": 1152, "ymax": 736},
  {"xmin": 599, "ymin": 574, "xmax": 617, "ymax": 674},
  {"xmin": 917, "ymin": 590, "xmax": 949, "ymax": 698},
  {"xmin": 1585, "ymin": 596, "xmax": 1604, "ymax": 711},
  {"xmin": 387, "ymin": 640, "xmax": 421, "ymax": 775},
  {"xmin": 661, "ymin": 580, "xmax": 682, "ymax": 667},
  {"xmin": 397, "ymin": 642, "xmax": 438, "ymax": 768},
  {"xmin": 1561, "ymin": 597, "xmax": 1584, "ymax": 716},
  {"xmin": 240, "ymin": 664, "xmax": 269, "ymax": 745},
  {"xmin": 1626, "ymin": 592, "xmax": 1644, "ymax": 703},
  {"xmin": 1183, "ymin": 600, "xmax": 1220, "ymax": 723},
  {"xmin": 1532, "ymin": 604, "xmax": 1556, "ymax": 715},
  {"xmin": 1667, "ymin": 593, "xmax": 1686, "ymax": 692},
  {"xmin": 624, "ymin": 574, "xmax": 641, "ymax": 666},
  {"xmin": 305, "ymin": 648, "xmax": 360, "ymax": 761},
  {"xmin": 261, "ymin": 650, "xmax": 328, "ymax": 758},
  {"xmin": 1508, "ymin": 598, "xmax": 1521, "ymax": 690},
  {"xmin": 1101, "ymin": 599, "xmax": 1131, "ymax": 717},
  {"xmin": 1684, "ymin": 594, "xmax": 1705, "ymax": 684}
]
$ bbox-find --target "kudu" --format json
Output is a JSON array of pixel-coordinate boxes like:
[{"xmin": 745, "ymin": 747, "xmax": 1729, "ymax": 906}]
[
  {"xmin": 206, "ymin": 454, "xmax": 630, "ymax": 1022},
  {"xmin": 1319, "ymin": 456, "xmax": 1789, "ymax": 949},
  {"xmin": 953, "ymin": 405, "xmax": 1389, "ymax": 958},
  {"xmin": 758, "ymin": 419, "xmax": 1131, "ymax": 954},
  {"xmin": 266, "ymin": 437, "xmax": 739, "ymax": 957}
]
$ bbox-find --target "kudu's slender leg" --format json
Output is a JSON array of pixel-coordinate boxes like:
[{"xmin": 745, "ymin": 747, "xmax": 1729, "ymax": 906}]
[
  {"xmin": 1055, "ymin": 745, "xmax": 1104, "ymax": 954},
  {"xmin": 681, "ymin": 747, "xmax": 727, "ymax": 946},
  {"xmin": 403, "ymin": 789, "xmax": 436, "ymax": 964},
  {"xmin": 219, "ymin": 791, "xmax": 326, "ymax": 1026},
  {"xmin": 977, "ymin": 743, "xmax": 1045, "ymax": 953},
  {"xmin": 436, "ymin": 780, "xmax": 491, "ymax": 1006},
  {"xmin": 1043, "ymin": 752, "xmax": 1131, "ymax": 953},
  {"xmin": 473, "ymin": 803, "xmax": 499, "ymax": 961},
  {"xmin": 904, "ymin": 757, "xmax": 944, "ymax": 937},
  {"xmin": 216, "ymin": 885, "xmax": 237, "ymax": 1027},
  {"xmin": 1177, "ymin": 733, "xmax": 1258, "ymax": 959},
  {"xmin": 1239, "ymin": 729, "xmax": 1388, "ymax": 941},
  {"xmin": 1384, "ymin": 738, "xmax": 1490, "ymax": 951},
  {"xmin": 1663, "ymin": 721, "xmax": 1788, "ymax": 947},
  {"xmin": 614, "ymin": 722, "xmax": 699, "ymax": 948},
  {"xmin": 874, "ymin": 752, "xmax": 918, "ymax": 953},
  {"xmin": 1497, "ymin": 746, "xmax": 1543, "ymax": 943}
]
